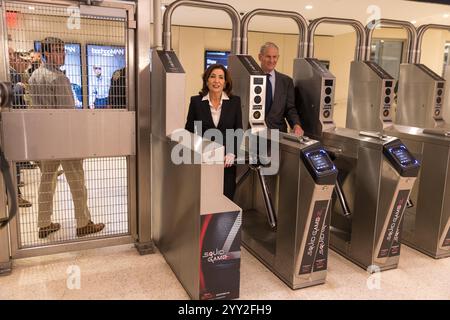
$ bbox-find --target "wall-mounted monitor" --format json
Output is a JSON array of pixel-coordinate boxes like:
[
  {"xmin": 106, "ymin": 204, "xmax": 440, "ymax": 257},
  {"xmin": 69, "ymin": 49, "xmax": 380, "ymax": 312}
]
[
  {"xmin": 204, "ymin": 50, "xmax": 230, "ymax": 70},
  {"xmin": 34, "ymin": 41, "xmax": 83, "ymax": 109},
  {"xmin": 86, "ymin": 44, "xmax": 126, "ymax": 109}
]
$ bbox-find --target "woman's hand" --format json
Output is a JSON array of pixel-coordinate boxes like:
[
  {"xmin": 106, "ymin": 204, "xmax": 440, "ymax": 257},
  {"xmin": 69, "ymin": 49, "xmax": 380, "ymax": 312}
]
[{"xmin": 224, "ymin": 153, "xmax": 235, "ymax": 168}]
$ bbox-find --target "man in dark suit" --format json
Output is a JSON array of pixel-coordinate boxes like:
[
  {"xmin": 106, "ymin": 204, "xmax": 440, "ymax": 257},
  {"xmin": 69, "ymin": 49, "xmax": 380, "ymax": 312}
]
[{"xmin": 258, "ymin": 42, "xmax": 303, "ymax": 135}]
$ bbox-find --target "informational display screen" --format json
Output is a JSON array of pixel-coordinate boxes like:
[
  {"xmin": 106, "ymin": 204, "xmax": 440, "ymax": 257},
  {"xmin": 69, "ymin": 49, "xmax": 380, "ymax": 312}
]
[
  {"xmin": 308, "ymin": 150, "xmax": 334, "ymax": 172},
  {"xmin": 204, "ymin": 50, "xmax": 230, "ymax": 69},
  {"xmin": 391, "ymin": 146, "xmax": 415, "ymax": 167},
  {"xmin": 34, "ymin": 41, "xmax": 83, "ymax": 108},
  {"xmin": 86, "ymin": 44, "xmax": 126, "ymax": 109}
]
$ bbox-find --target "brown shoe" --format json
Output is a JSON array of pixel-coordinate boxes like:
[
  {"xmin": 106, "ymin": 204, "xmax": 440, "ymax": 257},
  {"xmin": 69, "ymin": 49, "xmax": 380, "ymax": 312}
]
[
  {"xmin": 18, "ymin": 195, "xmax": 32, "ymax": 208},
  {"xmin": 38, "ymin": 222, "xmax": 61, "ymax": 239},
  {"xmin": 76, "ymin": 220, "xmax": 105, "ymax": 237}
]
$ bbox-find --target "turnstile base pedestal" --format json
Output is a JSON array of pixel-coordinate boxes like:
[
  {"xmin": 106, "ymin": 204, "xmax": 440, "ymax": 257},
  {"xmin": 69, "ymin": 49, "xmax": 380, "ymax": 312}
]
[
  {"xmin": 135, "ymin": 241, "xmax": 155, "ymax": 255},
  {"xmin": 0, "ymin": 261, "xmax": 12, "ymax": 276},
  {"xmin": 329, "ymin": 243, "xmax": 398, "ymax": 272},
  {"xmin": 401, "ymin": 239, "xmax": 450, "ymax": 259}
]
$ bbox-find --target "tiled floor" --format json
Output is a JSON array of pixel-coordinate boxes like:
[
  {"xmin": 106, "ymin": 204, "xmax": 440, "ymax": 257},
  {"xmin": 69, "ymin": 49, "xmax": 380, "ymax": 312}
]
[{"xmin": 1, "ymin": 243, "xmax": 449, "ymax": 300}]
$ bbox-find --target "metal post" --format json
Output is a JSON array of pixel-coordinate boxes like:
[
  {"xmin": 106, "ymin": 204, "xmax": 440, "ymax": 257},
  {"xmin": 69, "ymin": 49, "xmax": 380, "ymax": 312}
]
[
  {"xmin": 135, "ymin": 0, "xmax": 154, "ymax": 255},
  {"xmin": 240, "ymin": 9, "xmax": 309, "ymax": 57},
  {"xmin": 365, "ymin": 19, "xmax": 417, "ymax": 64},
  {"xmin": 162, "ymin": 0, "xmax": 241, "ymax": 54},
  {"xmin": 0, "ymin": 0, "xmax": 11, "ymax": 275},
  {"xmin": 416, "ymin": 24, "xmax": 450, "ymax": 64},
  {"xmin": 153, "ymin": 0, "xmax": 163, "ymax": 50},
  {"xmin": 307, "ymin": 17, "xmax": 366, "ymax": 61}
]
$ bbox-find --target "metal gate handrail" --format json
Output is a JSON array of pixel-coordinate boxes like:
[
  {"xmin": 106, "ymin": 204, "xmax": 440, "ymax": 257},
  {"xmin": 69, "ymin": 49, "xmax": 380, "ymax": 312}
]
[
  {"xmin": 308, "ymin": 17, "xmax": 366, "ymax": 61},
  {"xmin": 241, "ymin": 8, "xmax": 308, "ymax": 57},
  {"xmin": 163, "ymin": 0, "xmax": 241, "ymax": 54},
  {"xmin": 365, "ymin": 19, "xmax": 417, "ymax": 64},
  {"xmin": 416, "ymin": 24, "xmax": 450, "ymax": 64}
]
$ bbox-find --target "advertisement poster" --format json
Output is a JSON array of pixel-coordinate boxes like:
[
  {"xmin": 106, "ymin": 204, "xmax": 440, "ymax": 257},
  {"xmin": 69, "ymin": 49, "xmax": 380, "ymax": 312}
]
[
  {"xmin": 199, "ymin": 211, "xmax": 241, "ymax": 300},
  {"xmin": 86, "ymin": 44, "xmax": 126, "ymax": 109},
  {"xmin": 204, "ymin": 50, "xmax": 230, "ymax": 70}
]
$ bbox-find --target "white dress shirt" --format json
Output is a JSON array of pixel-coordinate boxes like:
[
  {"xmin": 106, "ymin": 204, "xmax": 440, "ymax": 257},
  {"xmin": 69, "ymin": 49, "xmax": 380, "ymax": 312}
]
[{"xmin": 202, "ymin": 92, "xmax": 230, "ymax": 127}]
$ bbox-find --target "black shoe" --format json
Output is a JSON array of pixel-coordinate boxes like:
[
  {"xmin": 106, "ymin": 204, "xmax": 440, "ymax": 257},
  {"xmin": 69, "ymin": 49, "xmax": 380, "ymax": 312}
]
[
  {"xmin": 18, "ymin": 195, "xmax": 32, "ymax": 208},
  {"xmin": 76, "ymin": 220, "xmax": 105, "ymax": 237},
  {"xmin": 38, "ymin": 222, "xmax": 61, "ymax": 239}
]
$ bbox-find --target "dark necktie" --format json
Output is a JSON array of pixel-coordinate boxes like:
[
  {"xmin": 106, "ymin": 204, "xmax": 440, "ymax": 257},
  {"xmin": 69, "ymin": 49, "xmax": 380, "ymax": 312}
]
[{"xmin": 265, "ymin": 74, "xmax": 273, "ymax": 115}]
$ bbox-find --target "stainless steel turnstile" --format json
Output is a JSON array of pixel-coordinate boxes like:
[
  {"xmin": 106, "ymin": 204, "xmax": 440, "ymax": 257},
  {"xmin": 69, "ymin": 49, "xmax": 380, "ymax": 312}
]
[
  {"xmin": 378, "ymin": 21, "xmax": 450, "ymax": 258},
  {"xmin": 229, "ymin": 9, "xmax": 337, "ymax": 289},
  {"xmin": 152, "ymin": 0, "xmax": 242, "ymax": 300},
  {"xmin": 295, "ymin": 17, "xmax": 419, "ymax": 271}
]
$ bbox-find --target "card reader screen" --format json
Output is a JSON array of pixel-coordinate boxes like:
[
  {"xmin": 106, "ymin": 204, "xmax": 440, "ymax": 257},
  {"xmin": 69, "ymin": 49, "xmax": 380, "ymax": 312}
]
[
  {"xmin": 253, "ymin": 77, "xmax": 264, "ymax": 85},
  {"xmin": 308, "ymin": 150, "xmax": 334, "ymax": 172},
  {"xmin": 391, "ymin": 146, "xmax": 415, "ymax": 167}
]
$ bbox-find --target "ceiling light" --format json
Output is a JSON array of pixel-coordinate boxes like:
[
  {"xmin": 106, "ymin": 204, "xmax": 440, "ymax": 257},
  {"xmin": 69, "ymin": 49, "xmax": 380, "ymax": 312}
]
[
  {"xmin": 28, "ymin": 6, "xmax": 35, "ymax": 10},
  {"xmin": 411, "ymin": 20, "xmax": 417, "ymax": 24},
  {"xmin": 305, "ymin": 5, "xmax": 313, "ymax": 10},
  {"xmin": 161, "ymin": 5, "xmax": 167, "ymax": 10},
  {"xmin": 444, "ymin": 14, "xmax": 450, "ymax": 18}
]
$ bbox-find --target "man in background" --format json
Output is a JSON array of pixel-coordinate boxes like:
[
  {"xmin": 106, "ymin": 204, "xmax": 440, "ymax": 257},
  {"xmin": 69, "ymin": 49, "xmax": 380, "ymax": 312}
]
[
  {"xmin": 90, "ymin": 65, "xmax": 109, "ymax": 109},
  {"xmin": 29, "ymin": 37, "xmax": 105, "ymax": 238},
  {"xmin": 258, "ymin": 42, "xmax": 303, "ymax": 136}
]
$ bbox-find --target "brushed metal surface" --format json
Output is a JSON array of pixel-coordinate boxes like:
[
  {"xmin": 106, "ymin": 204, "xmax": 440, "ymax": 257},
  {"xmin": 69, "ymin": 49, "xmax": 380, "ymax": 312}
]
[
  {"xmin": 443, "ymin": 65, "xmax": 450, "ymax": 124},
  {"xmin": 345, "ymin": 57, "xmax": 450, "ymax": 259},
  {"xmin": 2, "ymin": 110, "xmax": 136, "ymax": 161},
  {"xmin": 294, "ymin": 58, "xmax": 336, "ymax": 139},
  {"xmin": 235, "ymin": 137, "xmax": 335, "ymax": 289},
  {"xmin": 346, "ymin": 61, "xmax": 394, "ymax": 132},
  {"xmin": 228, "ymin": 55, "xmax": 267, "ymax": 131},
  {"xmin": 397, "ymin": 64, "xmax": 445, "ymax": 128},
  {"xmin": 294, "ymin": 57, "xmax": 415, "ymax": 270}
]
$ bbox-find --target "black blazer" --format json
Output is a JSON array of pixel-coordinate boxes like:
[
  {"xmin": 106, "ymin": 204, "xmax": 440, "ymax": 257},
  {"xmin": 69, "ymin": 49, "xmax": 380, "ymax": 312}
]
[
  {"xmin": 266, "ymin": 70, "xmax": 301, "ymax": 132},
  {"xmin": 185, "ymin": 94, "xmax": 243, "ymax": 155}
]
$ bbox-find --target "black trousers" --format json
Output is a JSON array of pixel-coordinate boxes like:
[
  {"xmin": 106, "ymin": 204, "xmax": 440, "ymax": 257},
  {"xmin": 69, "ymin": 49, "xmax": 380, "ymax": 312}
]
[{"xmin": 223, "ymin": 166, "xmax": 236, "ymax": 201}]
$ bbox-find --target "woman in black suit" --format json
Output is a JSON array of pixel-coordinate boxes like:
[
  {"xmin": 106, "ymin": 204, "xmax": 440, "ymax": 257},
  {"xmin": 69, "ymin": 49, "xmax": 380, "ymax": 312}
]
[{"xmin": 185, "ymin": 63, "xmax": 242, "ymax": 200}]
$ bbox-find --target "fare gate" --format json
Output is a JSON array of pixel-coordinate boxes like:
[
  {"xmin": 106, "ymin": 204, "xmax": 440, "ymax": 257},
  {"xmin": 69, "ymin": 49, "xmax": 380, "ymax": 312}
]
[{"xmin": 0, "ymin": 0, "xmax": 150, "ymax": 273}]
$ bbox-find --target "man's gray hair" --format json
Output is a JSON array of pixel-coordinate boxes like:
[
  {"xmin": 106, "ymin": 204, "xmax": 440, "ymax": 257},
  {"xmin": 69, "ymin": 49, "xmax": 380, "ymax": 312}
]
[{"xmin": 259, "ymin": 42, "xmax": 279, "ymax": 55}]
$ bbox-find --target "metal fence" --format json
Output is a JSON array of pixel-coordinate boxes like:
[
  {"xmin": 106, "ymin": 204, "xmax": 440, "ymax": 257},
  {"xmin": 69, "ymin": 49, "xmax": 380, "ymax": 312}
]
[{"xmin": 6, "ymin": 1, "xmax": 131, "ymax": 249}]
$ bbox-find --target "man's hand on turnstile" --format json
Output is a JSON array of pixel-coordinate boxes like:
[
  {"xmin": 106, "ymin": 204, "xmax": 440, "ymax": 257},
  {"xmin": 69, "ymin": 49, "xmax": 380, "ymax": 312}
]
[{"xmin": 293, "ymin": 124, "xmax": 304, "ymax": 136}]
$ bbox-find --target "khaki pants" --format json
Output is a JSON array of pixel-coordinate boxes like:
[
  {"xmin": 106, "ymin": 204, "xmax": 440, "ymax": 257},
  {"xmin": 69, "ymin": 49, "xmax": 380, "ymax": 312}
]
[{"xmin": 37, "ymin": 160, "xmax": 91, "ymax": 228}]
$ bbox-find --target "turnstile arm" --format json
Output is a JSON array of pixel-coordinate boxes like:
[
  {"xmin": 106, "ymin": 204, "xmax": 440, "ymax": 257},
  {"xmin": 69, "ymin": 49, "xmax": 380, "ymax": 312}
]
[
  {"xmin": 256, "ymin": 167, "xmax": 277, "ymax": 230},
  {"xmin": 334, "ymin": 180, "xmax": 351, "ymax": 217}
]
